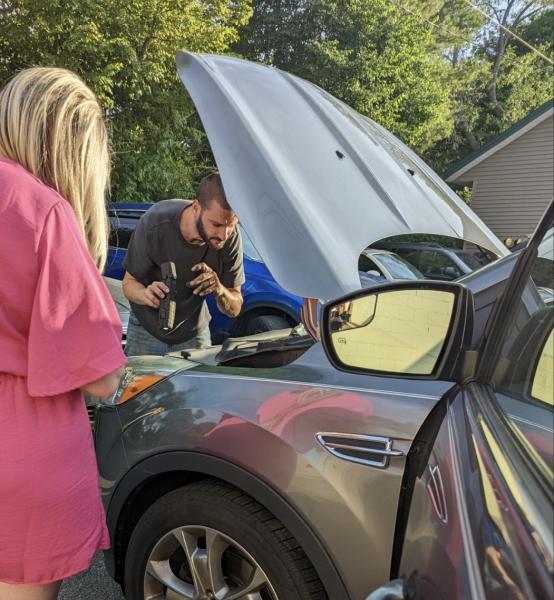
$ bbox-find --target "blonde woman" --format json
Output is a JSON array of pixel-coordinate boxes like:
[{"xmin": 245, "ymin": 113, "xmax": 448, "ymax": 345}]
[{"xmin": 0, "ymin": 68, "xmax": 126, "ymax": 599}]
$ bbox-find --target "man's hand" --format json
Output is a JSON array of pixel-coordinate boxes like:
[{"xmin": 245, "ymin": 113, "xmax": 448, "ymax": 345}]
[
  {"xmin": 122, "ymin": 272, "xmax": 169, "ymax": 308},
  {"xmin": 140, "ymin": 281, "xmax": 169, "ymax": 308},
  {"xmin": 187, "ymin": 262, "xmax": 243, "ymax": 317},
  {"xmin": 187, "ymin": 262, "xmax": 223, "ymax": 297}
]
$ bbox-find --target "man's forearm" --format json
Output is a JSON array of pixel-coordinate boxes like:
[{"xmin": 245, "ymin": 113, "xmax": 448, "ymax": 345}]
[
  {"xmin": 215, "ymin": 287, "xmax": 243, "ymax": 317},
  {"xmin": 122, "ymin": 272, "xmax": 169, "ymax": 308},
  {"xmin": 122, "ymin": 276, "xmax": 147, "ymax": 304}
]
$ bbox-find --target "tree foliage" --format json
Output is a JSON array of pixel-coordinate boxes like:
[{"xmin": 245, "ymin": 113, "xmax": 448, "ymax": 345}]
[
  {"xmin": 0, "ymin": 0, "xmax": 551, "ymax": 198},
  {"xmin": 0, "ymin": 0, "xmax": 251, "ymax": 201},
  {"xmin": 419, "ymin": 0, "xmax": 553, "ymax": 171},
  {"xmin": 512, "ymin": 7, "xmax": 554, "ymax": 55},
  {"xmin": 234, "ymin": 0, "xmax": 553, "ymax": 174},
  {"xmin": 234, "ymin": 0, "xmax": 452, "ymax": 152}
]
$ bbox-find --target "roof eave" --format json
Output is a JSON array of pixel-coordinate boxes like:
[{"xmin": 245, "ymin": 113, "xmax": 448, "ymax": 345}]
[{"xmin": 445, "ymin": 99, "xmax": 554, "ymax": 183}]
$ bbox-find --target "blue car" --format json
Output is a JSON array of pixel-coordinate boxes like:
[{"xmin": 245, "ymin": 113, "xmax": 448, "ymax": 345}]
[{"xmin": 106, "ymin": 203, "xmax": 302, "ymax": 342}]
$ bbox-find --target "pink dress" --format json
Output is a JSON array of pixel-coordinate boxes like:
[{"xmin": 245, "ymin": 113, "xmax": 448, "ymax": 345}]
[{"xmin": 0, "ymin": 157, "xmax": 127, "ymax": 584}]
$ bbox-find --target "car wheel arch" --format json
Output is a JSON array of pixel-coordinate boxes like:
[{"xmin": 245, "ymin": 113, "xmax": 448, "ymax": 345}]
[
  {"xmin": 232, "ymin": 302, "xmax": 300, "ymax": 336},
  {"xmin": 105, "ymin": 450, "xmax": 351, "ymax": 600}
]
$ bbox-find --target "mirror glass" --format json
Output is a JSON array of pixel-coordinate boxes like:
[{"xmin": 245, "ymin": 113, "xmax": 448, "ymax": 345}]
[
  {"xmin": 531, "ymin": 329, "xmax": 553, "ymax": 404},
  {"xmin": 328, "ymin": 289, "xmax": 456, "ymax": 375}
]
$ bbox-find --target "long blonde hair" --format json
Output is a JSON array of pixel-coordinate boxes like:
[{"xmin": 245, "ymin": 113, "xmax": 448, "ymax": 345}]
[{"xmin": 0, "ymin": 67, "xmax": 110, "ymax": 271}]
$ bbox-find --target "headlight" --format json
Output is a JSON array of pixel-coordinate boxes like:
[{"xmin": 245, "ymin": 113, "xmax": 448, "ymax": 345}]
[{"xmin": 109, "ymin": 356, "xmax": 186, "ymax": 406}]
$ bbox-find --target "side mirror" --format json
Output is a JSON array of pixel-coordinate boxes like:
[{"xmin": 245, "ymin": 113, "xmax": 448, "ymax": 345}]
[{"xmin": 321, "ymin": 281, "xmax": 473, "ymax": 380}]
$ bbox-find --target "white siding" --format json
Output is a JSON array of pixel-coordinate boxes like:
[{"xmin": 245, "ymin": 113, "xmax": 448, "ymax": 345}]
[{"xmin": 453, "ymin": 114, "xmax": 553, "ymax": 240}]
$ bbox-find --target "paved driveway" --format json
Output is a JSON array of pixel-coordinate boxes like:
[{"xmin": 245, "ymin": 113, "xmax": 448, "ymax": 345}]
[{"xmin": 59, "ymin": 553, "xmax": 124, "ymax": 600}]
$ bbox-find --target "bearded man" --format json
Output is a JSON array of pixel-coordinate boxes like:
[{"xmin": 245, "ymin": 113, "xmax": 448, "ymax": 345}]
[{"xmin": 122, "ymin": 173, "xmax": 244, "ymax": 355}]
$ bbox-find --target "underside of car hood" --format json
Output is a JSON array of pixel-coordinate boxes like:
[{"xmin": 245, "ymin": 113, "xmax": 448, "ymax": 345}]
[{"xmin": 176, "ymin": 51, "xmax": 507, "ymax": 301}]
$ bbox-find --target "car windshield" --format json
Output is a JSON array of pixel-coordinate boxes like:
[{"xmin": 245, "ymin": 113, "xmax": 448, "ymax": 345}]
[
  {"xmin": 453, "ymin": 250, "xmax": 482, "ymax": 271},
  {"xmin": 373, "ymin": 253, "xmax": 422, "ymax": 280}
]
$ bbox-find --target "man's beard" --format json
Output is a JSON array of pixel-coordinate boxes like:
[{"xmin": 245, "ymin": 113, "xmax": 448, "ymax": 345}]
[{"xmin": 196, "ymin": 214, "xmax": 225, "ymax": 249}]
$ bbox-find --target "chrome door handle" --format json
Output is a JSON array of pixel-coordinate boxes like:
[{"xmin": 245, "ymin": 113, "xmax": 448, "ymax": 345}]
[{"xmin": 316, "ymin": 433, "xmax": 405, "ymax": 469}]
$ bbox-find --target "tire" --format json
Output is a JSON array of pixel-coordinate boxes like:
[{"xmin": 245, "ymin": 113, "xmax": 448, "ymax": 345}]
[
  {"xmin": 124, "ymin": 479, "xmax": 326, "ymax": 600},
  {"xmin": 243, "ymin": 314, "xmax": 292, "ymax": 336}
]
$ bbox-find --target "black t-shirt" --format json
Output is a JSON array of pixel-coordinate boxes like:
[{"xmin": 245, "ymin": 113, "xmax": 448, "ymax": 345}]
[{"xmin": 123, "ymin": 200, "xmax": 244, "ymax": 343}]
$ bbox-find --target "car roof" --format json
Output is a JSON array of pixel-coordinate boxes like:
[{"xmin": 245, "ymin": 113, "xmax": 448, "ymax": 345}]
[{"xmin": 108, "ymin": 203, "xmax": 154, "ymax": 210}]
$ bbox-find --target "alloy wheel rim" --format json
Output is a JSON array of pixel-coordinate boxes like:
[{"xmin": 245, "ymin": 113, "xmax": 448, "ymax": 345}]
[{"xmin": 143, "ymin": 524, "xmax": 278, "ymax": 600}]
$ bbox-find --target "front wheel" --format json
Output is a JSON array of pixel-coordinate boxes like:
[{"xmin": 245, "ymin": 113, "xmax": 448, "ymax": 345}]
[{"xmin": 124, "ymin": 479, "xmax": 326, "ymax": 600}]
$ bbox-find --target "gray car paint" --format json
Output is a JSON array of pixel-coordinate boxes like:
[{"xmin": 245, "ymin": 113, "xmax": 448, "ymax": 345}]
[
  {"xmin": 176, "ymin": 52, "xmax": 507, "ymax": 302},
  {"xmin": 390, "ymin": 331, "xmax": 553, "ymax": 600},
  {"xmin": 97, "ymin": 343, "xmax": 452, "ymax": 598}
]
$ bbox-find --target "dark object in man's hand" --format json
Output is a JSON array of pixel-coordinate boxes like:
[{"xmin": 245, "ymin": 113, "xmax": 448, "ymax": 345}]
[{"xmin": 158, "ymin": 261, "xmax": 177, "ymax": 331}]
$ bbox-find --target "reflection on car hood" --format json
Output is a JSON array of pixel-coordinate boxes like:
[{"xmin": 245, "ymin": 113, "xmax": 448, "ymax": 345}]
[{"xmin": 177, "ymin": 52, "xmax": 507, "ymax": 301}]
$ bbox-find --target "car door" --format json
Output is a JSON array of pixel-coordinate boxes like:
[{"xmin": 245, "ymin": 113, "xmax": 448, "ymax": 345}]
[{"xmin": 377, "ymin": 206, "xmax": 553, "ymax": 599}]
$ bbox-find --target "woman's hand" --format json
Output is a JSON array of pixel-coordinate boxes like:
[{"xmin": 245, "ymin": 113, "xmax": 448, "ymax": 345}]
[{"xmin": 82, "ymin": 367, "xmax": 125, "ymax": 400}]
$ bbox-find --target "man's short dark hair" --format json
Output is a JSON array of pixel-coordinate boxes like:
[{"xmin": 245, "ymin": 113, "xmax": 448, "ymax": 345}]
[{"xmin": 197, "ymin": 172, "xmax": 230, "ymax": 210}]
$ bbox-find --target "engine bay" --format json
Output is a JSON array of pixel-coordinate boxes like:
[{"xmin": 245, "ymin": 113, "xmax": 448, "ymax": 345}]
[{"xmin": 170, "ymin": 324, "xmax": 315, "ymax": 369}]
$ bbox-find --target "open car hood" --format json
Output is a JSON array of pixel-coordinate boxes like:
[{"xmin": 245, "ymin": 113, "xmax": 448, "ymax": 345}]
[{"xmin": 177, "ymin": 52, "xmax": 507, "ymax": 300}]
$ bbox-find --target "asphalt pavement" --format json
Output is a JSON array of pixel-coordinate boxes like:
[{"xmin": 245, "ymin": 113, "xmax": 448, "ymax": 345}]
[{"xmin": 59, "ymin": 552, "xmax": 125, "ymax": 600}]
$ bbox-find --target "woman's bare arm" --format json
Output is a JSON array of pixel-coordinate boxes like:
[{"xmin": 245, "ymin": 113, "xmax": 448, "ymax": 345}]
[{"xmin": 81, "ymin": 368, "xmax": 125, "ymax": 399}]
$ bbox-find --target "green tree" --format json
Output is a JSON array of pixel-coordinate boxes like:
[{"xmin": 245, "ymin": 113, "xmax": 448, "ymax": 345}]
[
  {"xmin": 512, "ymin": 8, "xmax": 554, "ymax": 55},
  {"xmin": 421, "ymin": 1, "xmax": 553, "ymax": 172},
  {"xmin": 234, "ymin": 0, "xmax": 553, "ymax": 175},
  {"xmin": 234, "ymin": 0, "xmax": 452, "ymax": 153},
  {"xmin": 0, "ymin": 0, "xmax": 252, "ymax": 202}
]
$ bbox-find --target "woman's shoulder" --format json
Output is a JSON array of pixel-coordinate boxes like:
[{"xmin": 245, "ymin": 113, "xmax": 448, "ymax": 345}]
[{"xmin": 0, "ymin": 157, "xmax": 65, "ymax": 227}]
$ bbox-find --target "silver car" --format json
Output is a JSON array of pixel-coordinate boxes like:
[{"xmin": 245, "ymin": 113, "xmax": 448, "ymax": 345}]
[
  {"xmin": 358, "ymin": 248, "xmax": 424, "ymax": 285},
  {"xmin": 92, "ymin": 53, "xmax": 551, "ymax": 600}
]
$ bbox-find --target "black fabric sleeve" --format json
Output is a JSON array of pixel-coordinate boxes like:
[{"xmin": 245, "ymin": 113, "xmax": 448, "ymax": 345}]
[
  {"xmin": 122, "ymin": 217, "xmax": 155, "ymax": 283},
  {"xmin": 220, "ymin": 229, "xmax": 245, "ymax": 289}
]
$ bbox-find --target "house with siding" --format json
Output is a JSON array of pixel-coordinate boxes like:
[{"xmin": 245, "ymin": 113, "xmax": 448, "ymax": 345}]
[{"xmin": 445, "ymin": 99, "xmax": 553, "ymax": 243}]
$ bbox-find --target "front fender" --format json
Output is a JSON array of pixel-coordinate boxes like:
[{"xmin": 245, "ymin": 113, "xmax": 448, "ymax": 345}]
[
  {"xmin": 105, "ymin": 450, "xmax": 351, "ymax": 600},
  {"xmin": 97, "ymin": 364, "xmax": 444, "ymax": 599}
]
